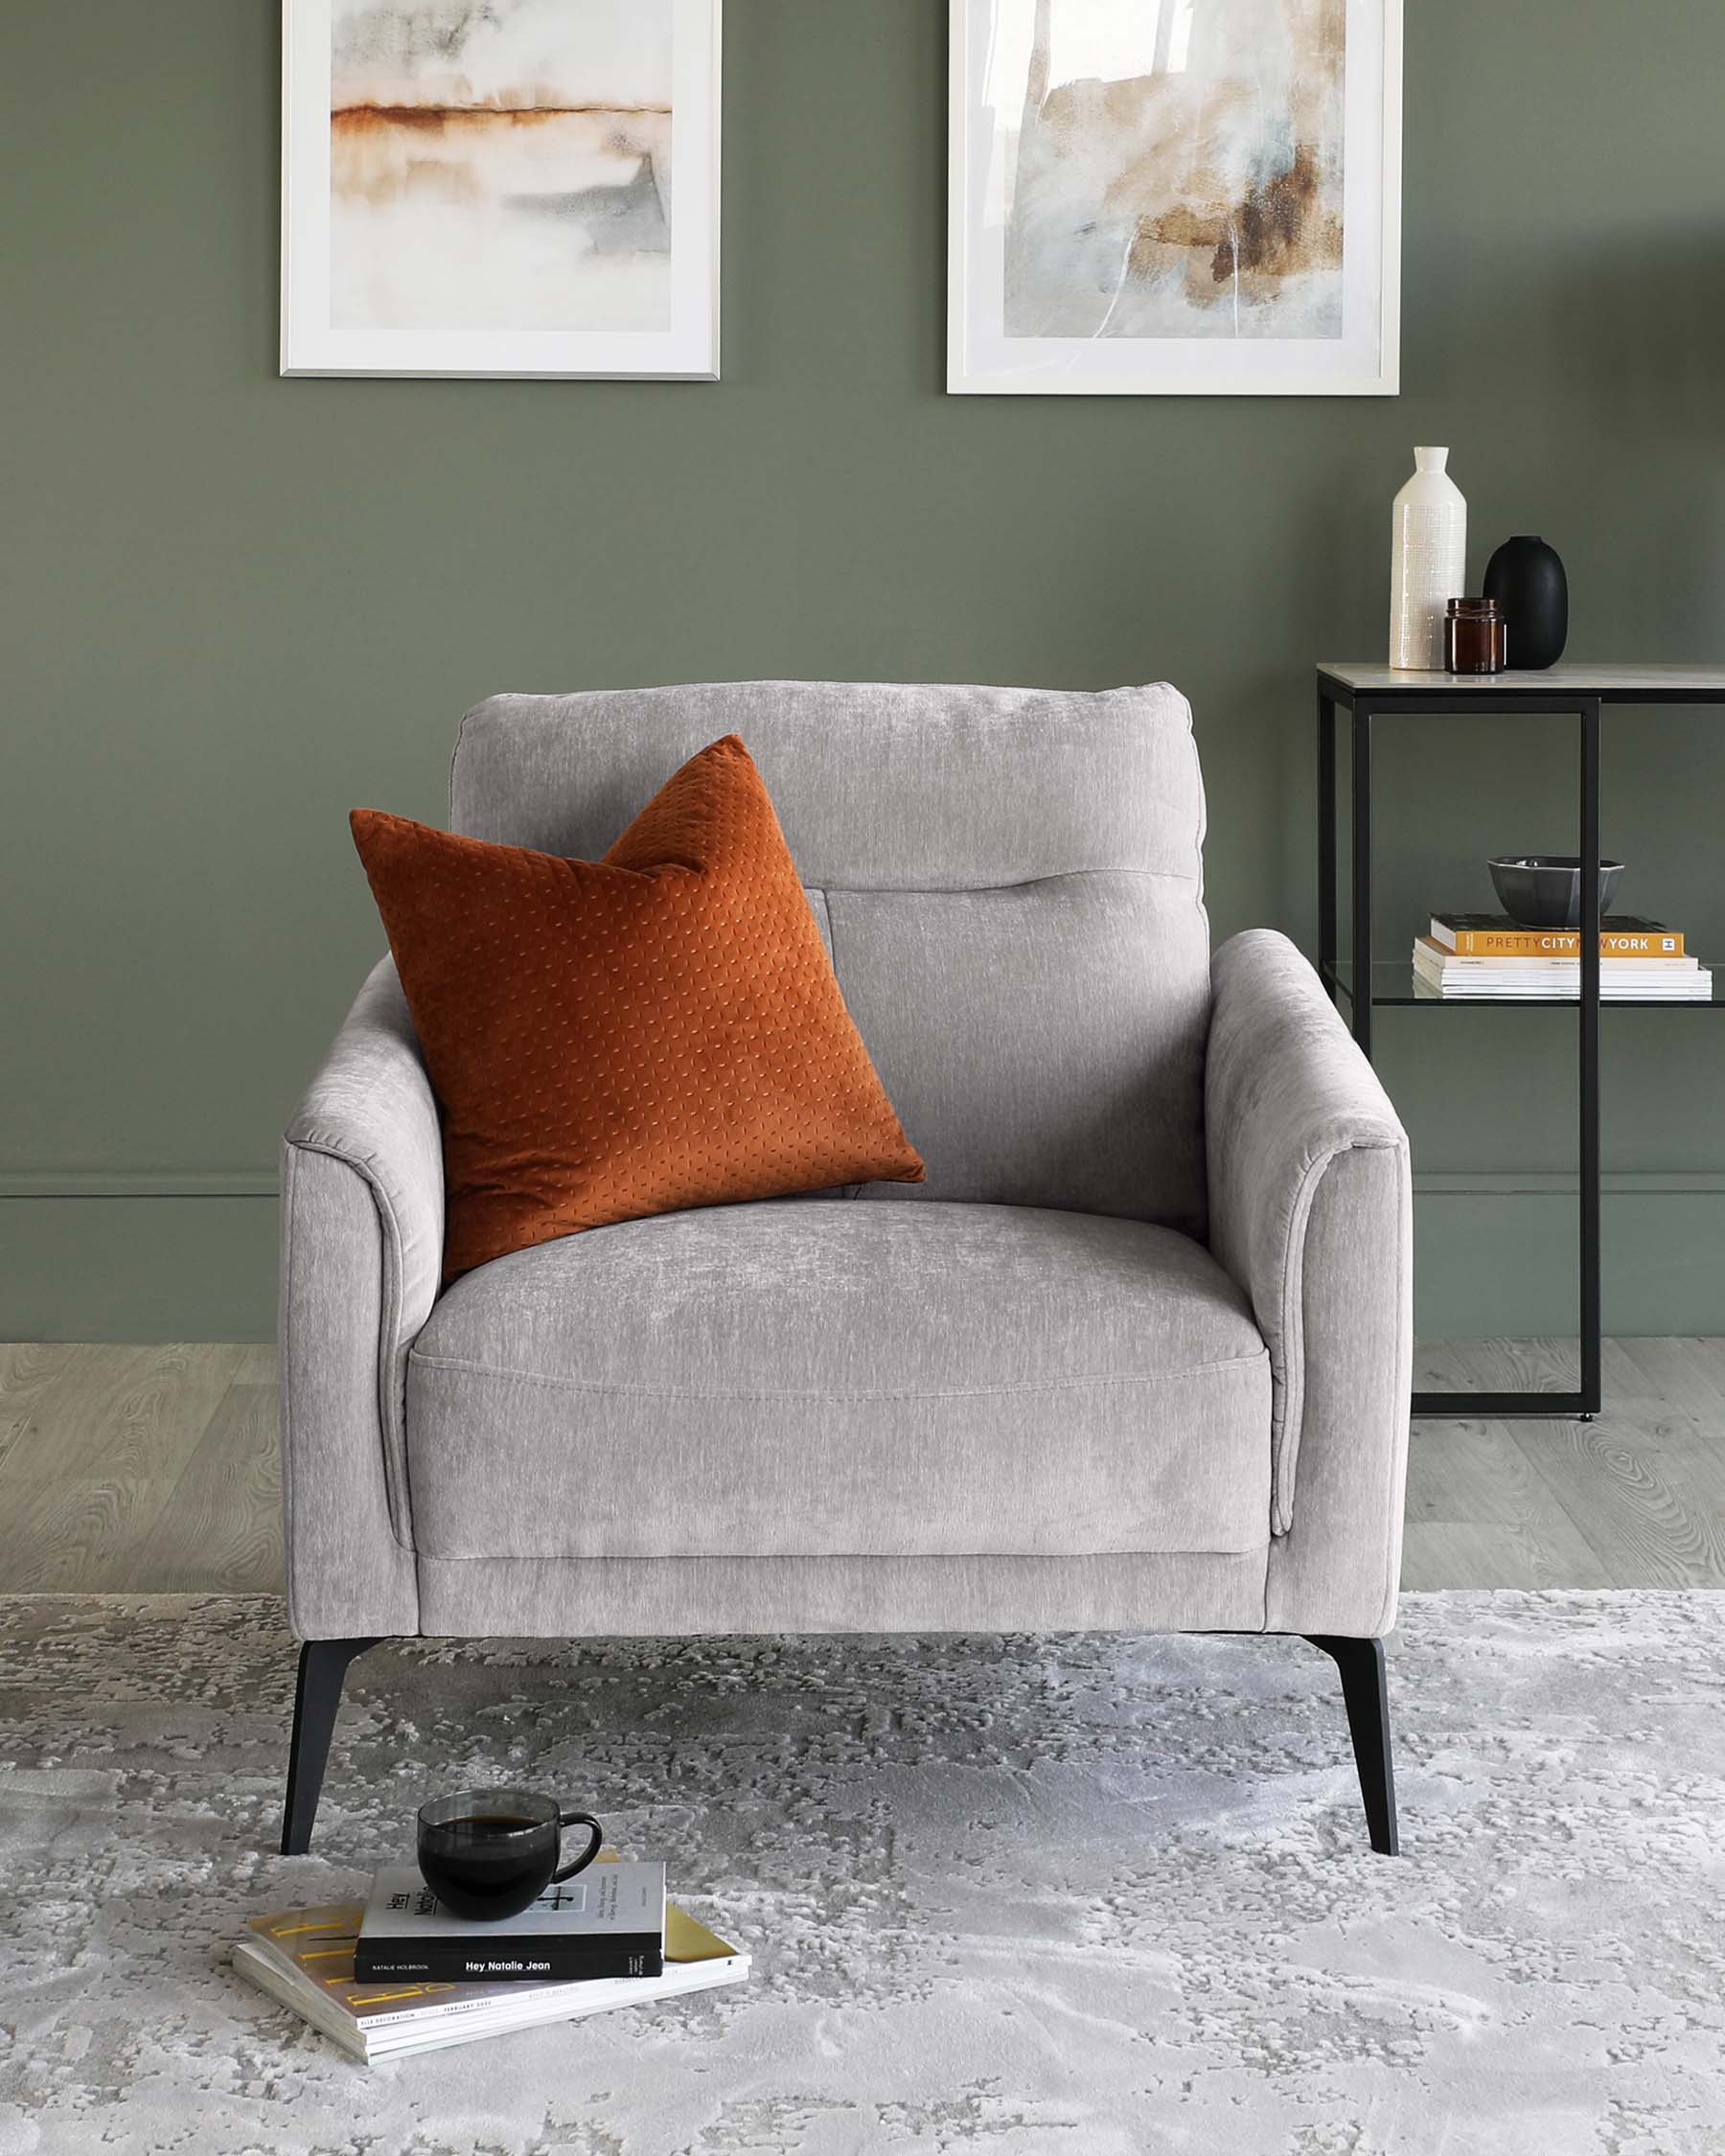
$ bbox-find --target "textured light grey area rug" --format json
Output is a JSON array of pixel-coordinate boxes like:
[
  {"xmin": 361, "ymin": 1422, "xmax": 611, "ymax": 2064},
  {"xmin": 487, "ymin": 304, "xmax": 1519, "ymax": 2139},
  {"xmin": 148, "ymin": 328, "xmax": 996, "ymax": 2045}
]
[{"xmin": 0, "ymin": 1593, "xmax": 1720, "ymax": 2156}]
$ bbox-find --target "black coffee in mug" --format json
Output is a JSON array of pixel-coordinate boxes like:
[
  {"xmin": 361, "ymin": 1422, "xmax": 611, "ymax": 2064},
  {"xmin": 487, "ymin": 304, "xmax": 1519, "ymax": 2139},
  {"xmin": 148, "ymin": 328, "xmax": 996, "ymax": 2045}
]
[{"xmin": 417, "ymin": 1788, "xmax": 603, "ymax": 1921}]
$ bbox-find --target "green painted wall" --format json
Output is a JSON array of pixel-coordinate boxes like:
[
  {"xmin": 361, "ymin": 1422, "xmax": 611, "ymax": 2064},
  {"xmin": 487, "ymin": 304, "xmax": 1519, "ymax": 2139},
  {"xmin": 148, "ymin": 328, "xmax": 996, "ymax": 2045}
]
[{"xmin": 5, "ymin": 1, "xmax": 1723, "ymax": 1342}]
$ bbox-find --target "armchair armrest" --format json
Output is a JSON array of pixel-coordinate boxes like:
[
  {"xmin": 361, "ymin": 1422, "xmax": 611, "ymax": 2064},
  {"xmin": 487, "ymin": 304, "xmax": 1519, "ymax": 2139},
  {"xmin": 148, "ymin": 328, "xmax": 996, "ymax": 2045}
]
[
  {"xmin": 1205, "ymin": 930, "xmax": 1412, "ymax": 1635},
  {"xmin": 279, "ymin": 957, "xmax": 442, "ymax": 1638}
]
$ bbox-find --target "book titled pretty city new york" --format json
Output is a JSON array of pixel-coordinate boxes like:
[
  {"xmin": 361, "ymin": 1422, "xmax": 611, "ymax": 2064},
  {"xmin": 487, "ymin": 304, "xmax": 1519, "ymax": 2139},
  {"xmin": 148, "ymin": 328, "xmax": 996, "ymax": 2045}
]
[
  {"xmin": 1430, "ymin": 912, "xmax": 1684, "ymax": 958},
  {"xmin": 354, "ymin": 1864, "xmax": 666, "ymax": 1984}
]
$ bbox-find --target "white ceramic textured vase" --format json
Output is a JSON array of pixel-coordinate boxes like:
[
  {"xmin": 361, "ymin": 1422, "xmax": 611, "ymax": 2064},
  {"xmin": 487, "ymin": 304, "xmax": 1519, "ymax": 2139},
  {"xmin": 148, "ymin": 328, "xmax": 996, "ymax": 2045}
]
[{"xmin": 1389, "ymin": 447, "xmax": 1467, "ymax": 671}]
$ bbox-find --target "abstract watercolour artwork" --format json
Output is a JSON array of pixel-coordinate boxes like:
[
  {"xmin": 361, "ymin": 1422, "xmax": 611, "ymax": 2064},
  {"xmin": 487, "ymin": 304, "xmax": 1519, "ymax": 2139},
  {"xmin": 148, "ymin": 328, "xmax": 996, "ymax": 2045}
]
[
  {"xmin": 949, "ymin": 0, "xmax": 1400, "ymax": 394},
  {"xmin": 283, "ymin": 0, "xmax": 720, "ymax": 378}
]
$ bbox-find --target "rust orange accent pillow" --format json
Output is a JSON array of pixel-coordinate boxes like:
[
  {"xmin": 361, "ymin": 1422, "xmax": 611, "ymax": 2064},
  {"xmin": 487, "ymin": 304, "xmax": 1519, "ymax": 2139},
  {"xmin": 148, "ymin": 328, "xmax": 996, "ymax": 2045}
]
[{"xmin": 351, "ymin": 735, "xmax": 924, "ymax": 1281}]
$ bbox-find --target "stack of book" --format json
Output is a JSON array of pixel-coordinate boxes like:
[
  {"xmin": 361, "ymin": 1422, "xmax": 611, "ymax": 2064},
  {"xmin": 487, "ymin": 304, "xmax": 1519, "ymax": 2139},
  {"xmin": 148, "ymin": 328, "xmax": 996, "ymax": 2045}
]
[
  {"xmin": 233, "ymin": 1858, "xmax": 748, "ymax": 2064},
  {"xmin": 1414, "ymin": 914, "xmax": 1713, "ymax": 1001}
]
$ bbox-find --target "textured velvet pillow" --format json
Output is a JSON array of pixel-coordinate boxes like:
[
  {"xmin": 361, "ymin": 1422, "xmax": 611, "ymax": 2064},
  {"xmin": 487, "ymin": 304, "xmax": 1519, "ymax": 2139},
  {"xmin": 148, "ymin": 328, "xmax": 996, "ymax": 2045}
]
[{"xmin": 351, "ymin": 735, "xmax": 924, "ymax": 1281}]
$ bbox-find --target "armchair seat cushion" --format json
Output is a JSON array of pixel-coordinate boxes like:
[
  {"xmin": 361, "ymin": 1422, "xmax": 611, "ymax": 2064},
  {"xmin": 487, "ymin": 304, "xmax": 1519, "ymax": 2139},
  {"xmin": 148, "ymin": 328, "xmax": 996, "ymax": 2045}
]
[{"xmin": 404, "ymin": 1200, "xmax": 1272, "ymax": 1563}]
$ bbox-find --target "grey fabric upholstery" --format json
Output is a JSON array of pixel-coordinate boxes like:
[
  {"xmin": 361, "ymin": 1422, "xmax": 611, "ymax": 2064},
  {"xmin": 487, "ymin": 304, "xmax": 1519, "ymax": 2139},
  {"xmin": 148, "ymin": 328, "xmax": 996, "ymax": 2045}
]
[
  {"xmin": 413, "ymin": 1552, "xmax": 1270, "ymax": 1640},
  {"xmin": 451, "ymin": 683, "xmax": 1211, "ymax": 1234},
  {"xmin": 1205, "ymin": 931, "xmax": 1413, "ymax": 1637},
  {"xmin": 1263, "ymin": 1149, "xmax": 1411, "ymax": 1638},
  {"xmin": 280, "ymin": 681, "xmax": 1413, "ymax": 1648},
  {"xmin": 450, "ymin": 682, "xmax": 1205, "ymax": 886},
  {"xmin": 1205, "ymin": 929, "xmax": 1412, "ymax": 1536},
  {"xmin": 279, "ymin": 958, "xmax": 437, "ymax": 1636},
  {"xmin": 405, "ymin": 1201, "xmax": 1271, "ymax": 1563}
]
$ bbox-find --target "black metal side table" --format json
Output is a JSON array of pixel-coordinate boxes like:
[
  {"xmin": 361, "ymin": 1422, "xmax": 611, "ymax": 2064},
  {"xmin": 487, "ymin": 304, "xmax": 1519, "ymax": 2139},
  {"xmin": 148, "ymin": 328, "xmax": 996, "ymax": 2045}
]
[{"xmin": 1316, "ymin": 663, "xmax": 1725, "ymax": 1419}]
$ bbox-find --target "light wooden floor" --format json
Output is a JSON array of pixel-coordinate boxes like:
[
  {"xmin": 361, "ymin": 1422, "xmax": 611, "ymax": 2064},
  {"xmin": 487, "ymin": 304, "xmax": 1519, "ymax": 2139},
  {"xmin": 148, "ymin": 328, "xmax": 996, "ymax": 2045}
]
[{"xmin": 1, "ymin": 1341, "xmax": 1721, "ymax": 1595}]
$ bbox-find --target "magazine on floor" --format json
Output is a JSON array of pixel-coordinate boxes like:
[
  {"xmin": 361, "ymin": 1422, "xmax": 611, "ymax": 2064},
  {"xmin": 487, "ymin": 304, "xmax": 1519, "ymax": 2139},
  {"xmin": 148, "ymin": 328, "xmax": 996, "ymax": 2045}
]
[{"xmin": 235, "ymin": 1890, "xmax": 746, "ymax": 2063}]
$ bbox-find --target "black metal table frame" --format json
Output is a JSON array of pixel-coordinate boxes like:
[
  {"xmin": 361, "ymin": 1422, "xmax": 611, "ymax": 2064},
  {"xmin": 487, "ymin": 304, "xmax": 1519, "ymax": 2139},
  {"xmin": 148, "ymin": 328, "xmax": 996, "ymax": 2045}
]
[{"xmin": 1316, "ymin": 674, "xmax": 1603, "ymax": 1418}]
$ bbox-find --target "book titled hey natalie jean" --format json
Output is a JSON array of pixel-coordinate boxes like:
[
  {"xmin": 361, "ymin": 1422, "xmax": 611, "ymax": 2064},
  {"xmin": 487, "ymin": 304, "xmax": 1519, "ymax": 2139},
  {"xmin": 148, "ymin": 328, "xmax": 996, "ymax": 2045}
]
[{"xmin": 354, "ymin": 1864, "xmax": 666, "ymax": 1984}]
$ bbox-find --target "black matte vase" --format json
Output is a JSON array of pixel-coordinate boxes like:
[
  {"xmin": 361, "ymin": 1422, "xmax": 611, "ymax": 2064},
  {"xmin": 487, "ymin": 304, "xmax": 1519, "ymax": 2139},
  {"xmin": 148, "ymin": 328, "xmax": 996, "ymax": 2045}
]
[{"xmin": 1483, "ymin": 536, "xmax": 1568, "ymax": 670}]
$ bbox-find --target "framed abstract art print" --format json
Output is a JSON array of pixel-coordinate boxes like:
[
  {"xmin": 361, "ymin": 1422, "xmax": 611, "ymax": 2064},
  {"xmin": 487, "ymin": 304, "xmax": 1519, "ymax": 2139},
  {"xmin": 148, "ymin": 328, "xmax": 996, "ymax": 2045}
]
[
  {"xmin": 949, "ymin": 0, "xmax": 1401, "ymax": 395},
  {"xmin": 282, "ymin": 0, "xmax": 720, "ymax": 379}
]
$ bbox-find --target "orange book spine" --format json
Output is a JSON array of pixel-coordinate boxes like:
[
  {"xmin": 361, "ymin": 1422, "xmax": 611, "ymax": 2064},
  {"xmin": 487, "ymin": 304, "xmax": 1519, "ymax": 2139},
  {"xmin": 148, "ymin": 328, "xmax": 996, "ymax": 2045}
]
[{"xmin": 1438, "ymin": 927, "xmax": 1685, "ymax": 958}]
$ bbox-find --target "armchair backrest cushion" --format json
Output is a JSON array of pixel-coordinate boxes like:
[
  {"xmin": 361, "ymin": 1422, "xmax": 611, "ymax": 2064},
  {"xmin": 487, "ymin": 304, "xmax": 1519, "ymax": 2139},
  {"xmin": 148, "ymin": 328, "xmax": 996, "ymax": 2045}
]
[{"xmin": 450, "ymin": 681, "xmax": 1210, "ymax": 1234}]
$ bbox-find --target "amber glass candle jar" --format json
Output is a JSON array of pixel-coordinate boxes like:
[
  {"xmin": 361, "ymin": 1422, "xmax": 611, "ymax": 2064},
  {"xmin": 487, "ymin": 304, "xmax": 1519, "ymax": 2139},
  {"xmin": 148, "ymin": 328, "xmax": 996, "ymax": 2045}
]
[{"xmin": 1445, "ymin": 597, "xmax": 1506, "ymax": 674}]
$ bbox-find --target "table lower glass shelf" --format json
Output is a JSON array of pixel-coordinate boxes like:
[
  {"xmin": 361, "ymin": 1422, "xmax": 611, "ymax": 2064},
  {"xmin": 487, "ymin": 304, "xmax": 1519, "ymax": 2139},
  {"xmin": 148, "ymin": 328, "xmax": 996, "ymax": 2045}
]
[{"xmin": 1324, "ymin": 961, "xmax": 1724, "ymax": 1009}]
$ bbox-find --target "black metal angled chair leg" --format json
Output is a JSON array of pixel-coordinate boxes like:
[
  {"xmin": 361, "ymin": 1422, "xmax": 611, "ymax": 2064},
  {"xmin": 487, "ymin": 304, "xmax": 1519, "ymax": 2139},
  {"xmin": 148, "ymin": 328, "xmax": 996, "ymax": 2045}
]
[
  {"xmin": 281, "ymin": 1637, "xmax": 383, "ymax": 1855},
  {"xmin": 1303, "ymin": 1634, "xmax": 1399, "ymax": 1855}
]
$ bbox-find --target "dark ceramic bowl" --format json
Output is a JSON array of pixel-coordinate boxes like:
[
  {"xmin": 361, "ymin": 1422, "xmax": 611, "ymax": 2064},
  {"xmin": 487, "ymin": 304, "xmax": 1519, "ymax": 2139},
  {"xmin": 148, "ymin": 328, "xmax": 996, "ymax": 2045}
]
[{"xmin": 1488, "ymin": 856, "xmax": 1623, "ymax": 929}]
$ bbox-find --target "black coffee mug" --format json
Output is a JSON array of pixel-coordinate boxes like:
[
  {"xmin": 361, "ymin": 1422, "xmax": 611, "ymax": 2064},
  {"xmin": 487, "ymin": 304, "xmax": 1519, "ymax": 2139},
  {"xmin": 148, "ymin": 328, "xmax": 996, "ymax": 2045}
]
[{"xmin": 417, "ymin": 1788, "xmax": 604, "ymax": 1921}]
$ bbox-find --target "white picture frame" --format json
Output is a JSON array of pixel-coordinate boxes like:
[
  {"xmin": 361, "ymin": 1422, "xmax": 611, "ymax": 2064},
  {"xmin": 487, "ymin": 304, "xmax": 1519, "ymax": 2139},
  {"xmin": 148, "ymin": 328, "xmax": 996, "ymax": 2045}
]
[
  {"xmin": 282, "ymin": 0, "xmax": 721, "ymax": 380},
  {"xmin": 948, "ymin": 0, "xmax": 1401, "ymax": 397}
]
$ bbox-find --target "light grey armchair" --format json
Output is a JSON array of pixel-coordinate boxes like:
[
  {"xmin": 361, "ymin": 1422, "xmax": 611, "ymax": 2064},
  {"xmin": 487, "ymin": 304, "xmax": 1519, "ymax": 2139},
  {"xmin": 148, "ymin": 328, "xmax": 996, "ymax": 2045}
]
[{"xmin": 279, "ymin": 682, "xmax": 1412, "ymax": 1856}]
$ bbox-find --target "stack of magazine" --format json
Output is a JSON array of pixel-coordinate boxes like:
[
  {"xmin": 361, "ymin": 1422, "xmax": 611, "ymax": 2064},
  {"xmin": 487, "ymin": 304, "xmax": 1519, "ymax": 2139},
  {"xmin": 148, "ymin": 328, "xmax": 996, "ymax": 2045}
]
[
  {"xmin": 1413, "ymin": 914, "xmax": 1714, "ymax": 1001},
  {"xmin": 234, "ymin": 1858, "xmax": 747, "ymax": 2063}
]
